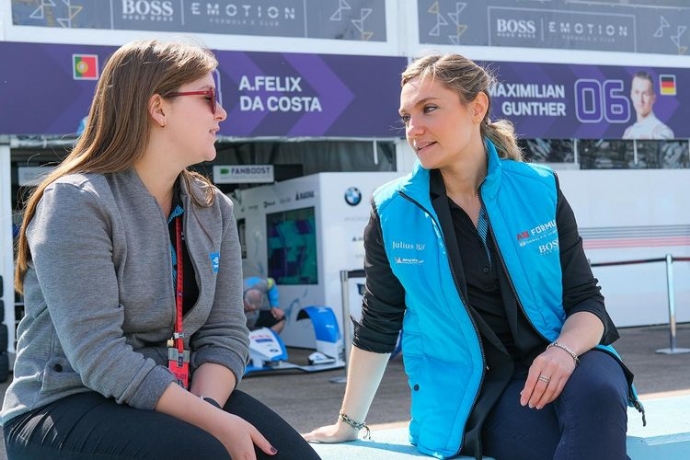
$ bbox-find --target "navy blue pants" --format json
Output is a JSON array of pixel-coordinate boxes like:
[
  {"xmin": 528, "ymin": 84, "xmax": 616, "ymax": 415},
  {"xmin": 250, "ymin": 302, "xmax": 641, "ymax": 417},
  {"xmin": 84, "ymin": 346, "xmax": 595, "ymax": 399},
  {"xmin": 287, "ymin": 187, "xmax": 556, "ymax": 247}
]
[
  {"xmin": 3, "ymin": 389, "xmax": 321, "ymax": 460},
  {"xmin": 482, "ymin": 350, "xmax": 631, "ymax": 460}
]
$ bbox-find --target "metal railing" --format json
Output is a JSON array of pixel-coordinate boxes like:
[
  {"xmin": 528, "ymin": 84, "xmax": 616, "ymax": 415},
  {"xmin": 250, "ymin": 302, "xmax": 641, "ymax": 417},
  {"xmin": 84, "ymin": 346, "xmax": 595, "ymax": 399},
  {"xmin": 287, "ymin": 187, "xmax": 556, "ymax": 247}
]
[
  {"xmin": 331, "ymin": 269, "xmax": 366, "ymax": 384},
  {"xmin": 590, "ymin": 254, "xmax": 690, "ymax": 355},
  {"xmin": 339, "ymin": 255, "xmax": 690, "ymax": 366}
]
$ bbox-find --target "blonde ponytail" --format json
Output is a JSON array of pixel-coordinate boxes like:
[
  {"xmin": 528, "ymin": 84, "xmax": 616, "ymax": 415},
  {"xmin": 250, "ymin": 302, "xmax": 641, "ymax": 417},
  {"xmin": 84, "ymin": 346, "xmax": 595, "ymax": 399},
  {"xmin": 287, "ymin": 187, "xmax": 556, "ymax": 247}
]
[{"xmin": 482, "ymin": 118, "xmax": 523, "ymax": 161}]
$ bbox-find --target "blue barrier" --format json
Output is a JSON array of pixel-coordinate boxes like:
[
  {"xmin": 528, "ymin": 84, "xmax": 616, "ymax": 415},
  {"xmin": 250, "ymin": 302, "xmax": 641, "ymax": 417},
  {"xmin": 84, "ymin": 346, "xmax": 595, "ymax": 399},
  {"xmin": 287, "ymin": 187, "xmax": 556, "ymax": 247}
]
[{"xmin": 311, "ymin": 394, "xmax": 690, "ymax": 460}]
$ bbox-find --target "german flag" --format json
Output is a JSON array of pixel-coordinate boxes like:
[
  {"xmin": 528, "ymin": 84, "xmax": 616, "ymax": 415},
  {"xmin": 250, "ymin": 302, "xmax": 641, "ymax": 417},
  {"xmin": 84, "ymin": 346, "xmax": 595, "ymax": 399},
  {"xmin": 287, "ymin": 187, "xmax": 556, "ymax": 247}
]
[
  {"xmin": 73, "ymin": 54, "xmax": 99, "ymax": 80},
  {"xmin": 659, "ymin": 74, "xmax": 676, "ymax": 96}
]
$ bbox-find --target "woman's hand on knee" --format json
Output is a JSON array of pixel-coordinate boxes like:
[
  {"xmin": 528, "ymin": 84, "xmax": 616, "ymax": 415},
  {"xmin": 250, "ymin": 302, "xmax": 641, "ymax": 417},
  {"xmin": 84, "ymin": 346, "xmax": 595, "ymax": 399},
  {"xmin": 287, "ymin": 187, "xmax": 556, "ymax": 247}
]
[
  {"xmin": 520, "ymin": 348, "xmax": 576, "ymax": 410},
  {"xmin": 219, "ymin": 413, "xmax": 278, "ymax": 459},
  {"xmin": 301, "ymin": 420, "xmax": 360, "ymax": 444}
]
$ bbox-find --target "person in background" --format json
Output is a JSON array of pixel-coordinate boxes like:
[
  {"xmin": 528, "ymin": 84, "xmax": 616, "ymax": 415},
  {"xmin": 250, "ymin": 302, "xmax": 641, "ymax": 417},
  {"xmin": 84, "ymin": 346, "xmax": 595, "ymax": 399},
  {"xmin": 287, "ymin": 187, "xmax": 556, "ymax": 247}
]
[
  {"xmin": 303, "ymin": 52, "xmax": 642, "ymax": 460},
  {"xmin": 2, "ymin": 39, "xmax": 320, "ymax": 460},
  {"xmin": 623, "ymin": 70, "xmax": 674, "ymax": 140},
  {"xmin": 244, "ymin": 276, "xmax": 286, "ymax": 334}
]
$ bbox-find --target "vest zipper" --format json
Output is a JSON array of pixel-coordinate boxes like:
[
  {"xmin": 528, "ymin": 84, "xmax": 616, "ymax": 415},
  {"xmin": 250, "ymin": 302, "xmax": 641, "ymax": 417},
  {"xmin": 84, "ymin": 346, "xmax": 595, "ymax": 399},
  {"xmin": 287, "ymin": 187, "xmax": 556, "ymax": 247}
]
[
  {"xmin": 485, "ymin": 221, "xmax": 550, "ymax": 343},
  {"xmin": 400, "ymin": 190, "xmax": 487, "ymax": 456}
]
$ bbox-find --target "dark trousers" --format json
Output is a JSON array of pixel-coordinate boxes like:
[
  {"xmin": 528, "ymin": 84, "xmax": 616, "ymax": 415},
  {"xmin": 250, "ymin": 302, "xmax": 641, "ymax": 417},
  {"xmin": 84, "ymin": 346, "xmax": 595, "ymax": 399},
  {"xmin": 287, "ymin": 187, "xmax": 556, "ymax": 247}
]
[
  {"xmin": 482, "ymin": 350, "xmax": 630, "ymax": 460},
  {"xmin": 4, "ymin": 389, "xmax": 321, "ymax": 460}
]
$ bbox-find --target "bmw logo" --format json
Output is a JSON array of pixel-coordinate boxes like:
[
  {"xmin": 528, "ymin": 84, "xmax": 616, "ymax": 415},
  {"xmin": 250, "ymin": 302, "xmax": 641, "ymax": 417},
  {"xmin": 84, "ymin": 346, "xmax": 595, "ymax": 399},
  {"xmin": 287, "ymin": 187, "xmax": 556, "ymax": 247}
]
[{"xmin": 344, "ymin": 187, "xmax": 362, "ymax": 206}]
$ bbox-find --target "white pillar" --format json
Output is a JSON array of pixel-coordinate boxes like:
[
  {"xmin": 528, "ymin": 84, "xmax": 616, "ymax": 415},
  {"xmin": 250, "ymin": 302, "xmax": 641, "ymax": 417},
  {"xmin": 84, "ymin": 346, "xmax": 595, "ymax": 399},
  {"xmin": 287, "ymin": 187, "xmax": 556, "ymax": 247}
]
[
  {"xmin": 395, "ymin": 138, "xmax": 416, "ymax": 174},
  {"xmin": 0, "ymin": 142, "xmax": 15, "ymax": 354}
]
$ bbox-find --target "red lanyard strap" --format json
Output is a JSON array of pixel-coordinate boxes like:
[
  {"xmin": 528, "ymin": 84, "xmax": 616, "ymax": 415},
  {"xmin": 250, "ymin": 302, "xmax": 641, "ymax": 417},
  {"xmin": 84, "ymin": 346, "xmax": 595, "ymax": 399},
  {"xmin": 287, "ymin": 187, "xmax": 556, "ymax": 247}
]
[{"xmin": 174, "ymin": 216, "xmax": 184, "ymax": 353}]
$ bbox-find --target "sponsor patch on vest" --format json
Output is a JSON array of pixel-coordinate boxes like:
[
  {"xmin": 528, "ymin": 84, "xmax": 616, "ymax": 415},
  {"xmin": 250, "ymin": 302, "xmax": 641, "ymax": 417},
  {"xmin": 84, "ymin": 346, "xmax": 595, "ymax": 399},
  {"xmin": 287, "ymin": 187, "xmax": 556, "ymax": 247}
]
[
  {"xmin": 391, "ymin": 240, "xmax": 426, "ymax": 265},
  {"xmin": 537, "ymin": 239, "xmax": 559, "ymax": 255},
  {"xmin": 392, "ymin": 240, "xmax": 426, "ymax": 251},
  {"xmin": 394, "ymin": 257, "xmax": 425, "ymax": 265},
  {"xmin": 516, "ymin": 219, "xmax": 558, "ymax": 253}
]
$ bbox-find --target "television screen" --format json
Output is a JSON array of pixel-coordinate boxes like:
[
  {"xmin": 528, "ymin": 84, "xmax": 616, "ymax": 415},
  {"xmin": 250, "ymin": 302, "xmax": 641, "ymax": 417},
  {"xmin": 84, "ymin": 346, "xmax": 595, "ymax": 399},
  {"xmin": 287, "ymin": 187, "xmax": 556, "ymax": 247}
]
[{"xmin": 265, "ymin": 207, "xmax": 318, "ymax": 285}]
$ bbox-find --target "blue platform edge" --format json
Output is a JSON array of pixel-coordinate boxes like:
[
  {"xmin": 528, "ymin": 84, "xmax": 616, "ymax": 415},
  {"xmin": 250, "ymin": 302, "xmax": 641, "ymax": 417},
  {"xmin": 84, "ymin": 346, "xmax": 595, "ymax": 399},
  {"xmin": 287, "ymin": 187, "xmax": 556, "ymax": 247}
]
[
  {"xmin": 626, "ymin": 394, "xmax": 690, "ymax": 460},
  {"xmin": 311, "ymin": 394, "xmax": 690, "ymax": 460}
]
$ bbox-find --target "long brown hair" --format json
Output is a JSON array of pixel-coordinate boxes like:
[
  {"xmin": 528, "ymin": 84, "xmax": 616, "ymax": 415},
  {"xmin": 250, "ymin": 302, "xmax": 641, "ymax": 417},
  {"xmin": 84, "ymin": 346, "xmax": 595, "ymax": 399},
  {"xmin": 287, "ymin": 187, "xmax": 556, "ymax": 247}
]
[
  {"xmin": 401, "ymin": 53, "xmax": 522, "ymax": 161},
  {"xmin": 15, "ymin": 39, "xmax": 219, "ymax": 292}
]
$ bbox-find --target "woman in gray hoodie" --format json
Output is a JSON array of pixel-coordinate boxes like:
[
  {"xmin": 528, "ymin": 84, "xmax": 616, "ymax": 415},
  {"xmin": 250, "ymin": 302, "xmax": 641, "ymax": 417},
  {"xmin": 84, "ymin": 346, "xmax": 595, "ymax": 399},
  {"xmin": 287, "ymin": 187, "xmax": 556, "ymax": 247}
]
[{"xmin": 3, "ymin": 39, "xmax": 320, "ymax": 460}]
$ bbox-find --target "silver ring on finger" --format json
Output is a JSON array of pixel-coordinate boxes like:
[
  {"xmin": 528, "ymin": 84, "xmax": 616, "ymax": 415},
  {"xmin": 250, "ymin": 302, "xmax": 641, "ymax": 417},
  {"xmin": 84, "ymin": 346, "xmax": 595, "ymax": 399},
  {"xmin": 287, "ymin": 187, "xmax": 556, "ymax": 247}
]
[{"xmin": 538, "ymin": 375, "xmax": 551, "ymax": 384}]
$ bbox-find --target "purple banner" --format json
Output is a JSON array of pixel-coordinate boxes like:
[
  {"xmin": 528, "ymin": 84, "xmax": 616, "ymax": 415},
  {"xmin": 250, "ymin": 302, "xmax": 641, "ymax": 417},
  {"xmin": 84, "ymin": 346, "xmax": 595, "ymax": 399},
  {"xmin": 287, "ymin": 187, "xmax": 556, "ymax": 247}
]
[
  {"xmin": 0, "ymin": 42, "xmax": 405, "ymax": 138},
  {"xmin": 486, "ymin": 61, "xmax": 688, "ymax": 139},
  {"xmin": 3, "ymin": 42, "xmax": 686, "ymax": 140}
]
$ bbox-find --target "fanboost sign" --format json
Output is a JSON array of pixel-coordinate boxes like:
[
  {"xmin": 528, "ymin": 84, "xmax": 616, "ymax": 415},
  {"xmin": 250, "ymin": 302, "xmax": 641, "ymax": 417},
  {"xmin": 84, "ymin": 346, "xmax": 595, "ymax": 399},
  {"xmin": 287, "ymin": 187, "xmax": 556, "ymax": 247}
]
[{"xmin": 213, "ymin": 165, "xmax": 274, "ymax": 184}]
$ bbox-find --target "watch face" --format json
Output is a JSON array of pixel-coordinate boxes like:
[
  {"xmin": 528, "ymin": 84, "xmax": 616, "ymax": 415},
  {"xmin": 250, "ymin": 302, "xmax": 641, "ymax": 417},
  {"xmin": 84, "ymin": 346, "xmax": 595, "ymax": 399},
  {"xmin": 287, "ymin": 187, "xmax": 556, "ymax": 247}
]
[{"xmin": 203, "ymin": 397, "xmax": 222, "ymax": 409}]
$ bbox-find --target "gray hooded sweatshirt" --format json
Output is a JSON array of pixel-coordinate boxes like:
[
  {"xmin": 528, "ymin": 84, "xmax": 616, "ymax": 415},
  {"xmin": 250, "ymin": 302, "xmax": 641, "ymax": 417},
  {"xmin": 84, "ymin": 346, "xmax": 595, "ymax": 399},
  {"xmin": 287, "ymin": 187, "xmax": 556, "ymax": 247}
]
[{"xmin": 1, "ymin": 169, "xmax": 249, "ymax": 425}]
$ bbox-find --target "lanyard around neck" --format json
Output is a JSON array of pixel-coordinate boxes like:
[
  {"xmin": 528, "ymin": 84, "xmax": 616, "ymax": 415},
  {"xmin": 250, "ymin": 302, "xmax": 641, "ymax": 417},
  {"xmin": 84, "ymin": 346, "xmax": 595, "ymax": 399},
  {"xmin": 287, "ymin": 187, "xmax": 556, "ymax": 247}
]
[{"xmin": 174, "ymin": 215, "xmax": 184, "ymax": 353}]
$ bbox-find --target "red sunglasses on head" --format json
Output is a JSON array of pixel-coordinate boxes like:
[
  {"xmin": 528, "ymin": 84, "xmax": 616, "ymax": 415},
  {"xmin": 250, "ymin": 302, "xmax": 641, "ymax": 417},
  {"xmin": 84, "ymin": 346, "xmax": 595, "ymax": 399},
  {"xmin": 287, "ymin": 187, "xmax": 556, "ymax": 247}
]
[{"xmin": 165, "ymin": 88, "xmax": 217, "ymax": 114}]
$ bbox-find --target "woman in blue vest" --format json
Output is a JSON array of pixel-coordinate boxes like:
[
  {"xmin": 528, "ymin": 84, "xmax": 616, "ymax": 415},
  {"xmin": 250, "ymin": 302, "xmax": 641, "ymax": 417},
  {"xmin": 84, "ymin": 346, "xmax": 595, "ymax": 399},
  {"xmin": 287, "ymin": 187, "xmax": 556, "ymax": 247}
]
[{"xmin": 304, "ymin": 53, "xmax": 642, "ymax": 459}]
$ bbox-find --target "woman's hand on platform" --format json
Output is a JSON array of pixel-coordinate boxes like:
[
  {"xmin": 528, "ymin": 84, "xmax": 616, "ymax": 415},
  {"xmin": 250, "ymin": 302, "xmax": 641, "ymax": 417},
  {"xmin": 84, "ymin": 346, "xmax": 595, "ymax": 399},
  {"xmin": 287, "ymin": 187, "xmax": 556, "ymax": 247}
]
[{"xmin": 301, "ymin": 421, "xmax": 360, "ymax": 443}]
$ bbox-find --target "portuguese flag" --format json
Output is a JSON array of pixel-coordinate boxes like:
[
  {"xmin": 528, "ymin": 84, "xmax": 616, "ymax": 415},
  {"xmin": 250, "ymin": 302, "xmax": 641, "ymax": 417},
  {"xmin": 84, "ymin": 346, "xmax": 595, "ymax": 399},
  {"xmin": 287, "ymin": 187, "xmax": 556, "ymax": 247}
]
[{"xmin": 73, "ymin": 54, "xmax": 99, "ymax": 80}]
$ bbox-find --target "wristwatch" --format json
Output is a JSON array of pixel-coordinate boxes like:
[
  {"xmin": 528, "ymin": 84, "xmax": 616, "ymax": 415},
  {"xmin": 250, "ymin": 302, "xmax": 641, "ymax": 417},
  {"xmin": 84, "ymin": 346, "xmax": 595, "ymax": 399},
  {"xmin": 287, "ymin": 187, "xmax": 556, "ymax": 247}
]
[{"xmin": 202, "ymin": 396, "xmax": 222, "ymax": 409}]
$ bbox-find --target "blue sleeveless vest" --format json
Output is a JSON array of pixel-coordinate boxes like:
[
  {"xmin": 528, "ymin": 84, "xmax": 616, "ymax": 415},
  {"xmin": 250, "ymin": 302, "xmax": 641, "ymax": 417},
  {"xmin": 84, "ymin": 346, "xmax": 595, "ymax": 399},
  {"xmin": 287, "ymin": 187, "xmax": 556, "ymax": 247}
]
[{"xmin": 373, "ymin": 140, "xmax": 631, "ymax": 457}]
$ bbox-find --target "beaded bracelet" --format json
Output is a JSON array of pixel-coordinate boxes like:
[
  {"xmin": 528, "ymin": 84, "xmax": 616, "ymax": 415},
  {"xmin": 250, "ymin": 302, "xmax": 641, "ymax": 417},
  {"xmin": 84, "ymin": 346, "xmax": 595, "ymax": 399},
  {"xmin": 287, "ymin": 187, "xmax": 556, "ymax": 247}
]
[
  {"xmin": 548, "ymin": 341, "xmax": 580, "ymax": 366},
  {"xmin": 339, "ymin": 412, "xmax": 371, "ymax": 439}
]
